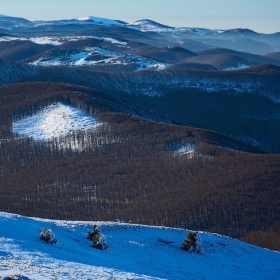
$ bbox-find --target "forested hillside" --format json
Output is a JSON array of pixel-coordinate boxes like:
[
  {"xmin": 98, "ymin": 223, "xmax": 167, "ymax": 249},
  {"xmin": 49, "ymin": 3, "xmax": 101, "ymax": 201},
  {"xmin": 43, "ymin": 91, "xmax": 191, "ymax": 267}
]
[{"xmin": 0, "ymin": 82, "xmax": 279, "ymax": 239}]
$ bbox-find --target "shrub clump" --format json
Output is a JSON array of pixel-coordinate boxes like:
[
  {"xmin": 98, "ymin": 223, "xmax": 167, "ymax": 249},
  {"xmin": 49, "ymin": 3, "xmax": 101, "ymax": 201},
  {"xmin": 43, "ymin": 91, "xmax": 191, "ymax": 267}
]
[
  {"xmin": 39, "ymin": 228, "xmax": 58, "ymax": 244},
  {"xmin": 181, "ymin": 231, "xmax": 203, "ymax": 253},
  {"xmin": 87, "ymin": 224, "xmax": 108, "ymax": 250},
  {"xmin": 3, "ymin": 275, "xmax": 31, "ymax": 280}
]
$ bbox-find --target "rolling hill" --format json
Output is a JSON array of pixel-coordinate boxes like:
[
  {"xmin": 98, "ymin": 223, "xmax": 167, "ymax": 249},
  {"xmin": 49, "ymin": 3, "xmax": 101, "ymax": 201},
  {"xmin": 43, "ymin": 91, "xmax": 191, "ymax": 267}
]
[
  {"xmin": 1, "ymin": 212, "xmax": 280, "ymax": 279},
  {"xmin": 0, "ymin": 82, "xmax": 279, "ymax": 241}
]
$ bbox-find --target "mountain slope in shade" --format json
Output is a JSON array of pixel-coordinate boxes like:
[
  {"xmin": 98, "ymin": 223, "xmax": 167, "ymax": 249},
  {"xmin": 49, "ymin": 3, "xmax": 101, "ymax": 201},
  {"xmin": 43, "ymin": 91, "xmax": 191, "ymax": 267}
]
[
  {"xmin": 196, "ymin": 47, "xmax": 280, "ymax": 66},
  {"xmin": 137, "ymin": 46, "xmax": 197, "ymax": 63},
  {"xmin": 184, "ymin": 53, "xmax": 252, "ymax": 70},
  {"xmin": 0, "ymin": 212, "xmax": 280, "ymax": 280},
  {"xmin": 264, "ymin": 52, "xmax": 280, "ymax": 62},
  {"xmin": 0, "ymin": 14, "xmax": 30, "ymax": 29}
]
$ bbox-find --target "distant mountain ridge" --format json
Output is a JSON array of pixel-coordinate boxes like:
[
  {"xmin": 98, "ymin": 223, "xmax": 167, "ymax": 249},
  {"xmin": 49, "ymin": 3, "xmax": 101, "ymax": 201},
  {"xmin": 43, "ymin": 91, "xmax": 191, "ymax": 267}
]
[{"xmin": 1, "ymin": 13, "xmax": 279, "ymax": 35}]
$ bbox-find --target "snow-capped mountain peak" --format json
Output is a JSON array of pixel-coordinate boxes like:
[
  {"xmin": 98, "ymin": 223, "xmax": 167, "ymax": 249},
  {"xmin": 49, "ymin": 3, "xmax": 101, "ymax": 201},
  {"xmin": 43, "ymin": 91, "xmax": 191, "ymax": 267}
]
[
  {"xmin": 126, "ymin": 19, "xmax": 174, "ymax": 32},
  {"xmin": 77, "ymin": 16, "xmax": 123, "ymax": 26}
]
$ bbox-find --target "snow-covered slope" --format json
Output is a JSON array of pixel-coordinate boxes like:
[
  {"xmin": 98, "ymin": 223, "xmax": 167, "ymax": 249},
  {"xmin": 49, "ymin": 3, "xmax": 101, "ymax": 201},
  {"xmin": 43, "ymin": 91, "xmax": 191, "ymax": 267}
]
[
  {"xmin": 0, "ymin": 35, "xmax": 128, "ymax": 46},
  {"xmin": 0, "ymin": 14, "xmax": 122, "ymax": 31},
  {"xmin": 76, "ymin": 16, "xmax": 123, "ymax": 26},
  {"xmin": 223, "ymin": 64, "xmax": 250, "ymax": 71},
  {"xmin": 12, "ymin": 103, "xmax": 97, "ymax": 141},
  {"xmin": 29, "ymin": 47, "xmax": 169, "ymax": 70},
  {"xmin": 126, "ymin": 19, "xmax": 175, "ymax": 33},
  {"xmin": 0, "ymin": 212, "xmax": 280, "ymax": 280},
  {"xmin": 126, "ymin": 20, "xmax": 224, "ymax": 35},
  {"xmin": 16, "ymin": 16, "xmax": 122, "ymax": 29}
]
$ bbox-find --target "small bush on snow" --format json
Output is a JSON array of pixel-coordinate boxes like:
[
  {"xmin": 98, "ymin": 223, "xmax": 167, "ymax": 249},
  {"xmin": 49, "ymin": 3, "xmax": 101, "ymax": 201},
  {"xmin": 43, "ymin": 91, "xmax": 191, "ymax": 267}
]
[
  {"xmin": 87, "ymin": 224, "xmax": 108, "ymax": 250},
  {"xmin": 3, "ymin": 274, "xmax": 31, "ymax": 280},
  {"xmin": 39, "ymin": 228, "xmax": 58, "ymax": 244},
  {"xmin": 181, "ymin": 231, "xmax": 203, "ymax": 253}
]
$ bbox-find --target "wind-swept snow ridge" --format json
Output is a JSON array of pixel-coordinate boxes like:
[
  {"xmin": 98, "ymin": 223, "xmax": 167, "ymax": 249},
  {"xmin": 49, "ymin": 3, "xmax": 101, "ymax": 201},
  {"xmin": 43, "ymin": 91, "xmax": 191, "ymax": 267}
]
[
  {"xmin": 77, "ymin": 16, "xmax": 122, "ymax": 26},
  {"xmin": 12, "ymin": 103, "xmax": 97, "ymax": 141},
  {"xmin": 0, "ymin": 212, "xmax": 280, "ymax": 279}
]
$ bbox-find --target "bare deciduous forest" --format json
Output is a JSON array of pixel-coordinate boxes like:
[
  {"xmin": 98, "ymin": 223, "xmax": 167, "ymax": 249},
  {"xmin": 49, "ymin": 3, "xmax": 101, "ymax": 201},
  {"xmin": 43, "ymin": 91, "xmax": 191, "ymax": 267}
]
[{"xmin": 0, "ymin": 82, "xmax": 279, "ymax": 248}]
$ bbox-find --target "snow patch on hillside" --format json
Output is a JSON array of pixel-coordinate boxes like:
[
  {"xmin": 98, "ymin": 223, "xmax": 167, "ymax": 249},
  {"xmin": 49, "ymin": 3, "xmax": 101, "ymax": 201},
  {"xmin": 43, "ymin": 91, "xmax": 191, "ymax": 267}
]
[
  {"xmin": 0, "ymin": 212, "xmax": 280, "ymax": 280},
  {"xmin": 223, "ymin": 64, "xmax": 250, "ymax": 71},
  {"xmin": 12, "ymin": 103, "xmax": 97, "ymax": 141},
  {"xmin": 99, "ymin": 37, "xmax": 128, "ymax": 46},
  {"xmin": 174, "ymin": 142, "xmax": 195, "ymax": 156},
  {"xmin": 166, "ymin": 141, "xmax": 195, "ymax": 157},
  {"xmin": 29, "ymin": 37, "xmax": 63, "ymax": 46},
  {"xmin": 0, "ymin": 36, "xmax": 27, "ymax": 42},
  {"xmin": 0, "ymin": 36, "xmax": 62, "ymax": 45},
  {"xmin": 0, "ymin": 35, "xmax": 129, "ymax": 48},
  {"xmin": 29, "ymin": 47, "xmax": 169, "ymax": 71}
]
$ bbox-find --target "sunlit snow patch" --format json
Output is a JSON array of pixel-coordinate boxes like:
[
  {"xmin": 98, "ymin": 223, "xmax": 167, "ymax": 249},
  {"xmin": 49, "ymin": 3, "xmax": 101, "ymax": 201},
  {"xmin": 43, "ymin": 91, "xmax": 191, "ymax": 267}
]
[
  {"xmin": 223, "ymin": 64, "xmax": 250, "ymax": 71},
  {"xmin": 0, "ymin": 36, "xmax": 28, "ymax": 42},
  {"xmin": 0, "ymin": 36, "xmax": 63, "ymax": 45},
  {"xmin": 29, "ymin": 37, "xmax": 63, "ymax": 46},
  {"xmin": 12, "ymin": 103, "xmax": 97, "ymax": 141},
  {"xmin": 166, "ymin": 141, "xmax": 195, "ymax": 156},
  {"xmin": 174, "ymin": 142, "xmax": 195, "ymax": 156}
]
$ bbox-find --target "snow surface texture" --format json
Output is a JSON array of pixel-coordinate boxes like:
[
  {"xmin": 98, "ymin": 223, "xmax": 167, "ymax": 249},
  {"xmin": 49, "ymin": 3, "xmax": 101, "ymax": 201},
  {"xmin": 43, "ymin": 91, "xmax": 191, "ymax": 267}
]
[
  {"xmin": 12, "ymin": 103, "xmax": 97, "ymax": 141},
  {"xmin": 0, "ymin": 212, "xmax": 280, "ymax": 280}
]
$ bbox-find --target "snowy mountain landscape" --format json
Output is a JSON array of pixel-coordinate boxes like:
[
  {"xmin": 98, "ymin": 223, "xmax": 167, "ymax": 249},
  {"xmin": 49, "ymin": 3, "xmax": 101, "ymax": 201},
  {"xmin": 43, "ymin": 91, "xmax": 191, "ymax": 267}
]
[{"xmin": 1, "ymin": 12, "xmax": 280, "ymax": 279}]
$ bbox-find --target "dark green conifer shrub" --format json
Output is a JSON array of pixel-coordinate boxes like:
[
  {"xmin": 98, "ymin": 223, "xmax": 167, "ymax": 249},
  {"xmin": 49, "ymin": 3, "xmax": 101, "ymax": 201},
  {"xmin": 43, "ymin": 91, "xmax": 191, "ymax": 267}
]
[
  {"xmin": 181, "ymin": 231, "xmax": 203, "ymax": 253},
  {"xmin": 87, "ymin": 225, "xmax": 108, "ymax": 250},
  {"xmin": 39, "ymin": 229, "xmax": 58, "ymax": 244}
]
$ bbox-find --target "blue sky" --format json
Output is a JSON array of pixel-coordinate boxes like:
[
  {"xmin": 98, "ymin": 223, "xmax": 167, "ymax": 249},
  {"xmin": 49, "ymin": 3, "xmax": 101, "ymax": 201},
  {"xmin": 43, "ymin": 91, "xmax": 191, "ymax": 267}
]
[{"xmin": 1, "ymin": 0, "xmax": 280, "ymax": 33}]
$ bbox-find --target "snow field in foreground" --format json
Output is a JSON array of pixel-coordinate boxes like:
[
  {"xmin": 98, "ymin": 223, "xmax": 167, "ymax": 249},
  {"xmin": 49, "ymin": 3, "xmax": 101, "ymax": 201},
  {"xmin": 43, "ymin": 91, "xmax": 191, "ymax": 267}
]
[
  {"xmin": 12, "ymin": 103, "xmax": 97, "ymax": 141},
  {"xmin": 0, "ymin": 212, "xmax": 280, "ymax": 280}
]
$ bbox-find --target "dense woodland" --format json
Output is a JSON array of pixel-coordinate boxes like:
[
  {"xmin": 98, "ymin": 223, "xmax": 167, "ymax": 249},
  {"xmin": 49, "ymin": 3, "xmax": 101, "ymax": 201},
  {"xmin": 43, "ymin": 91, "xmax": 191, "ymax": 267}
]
[{"xmin": 0, "ymin": 83, "xmax": 280, "ymax": 244}]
